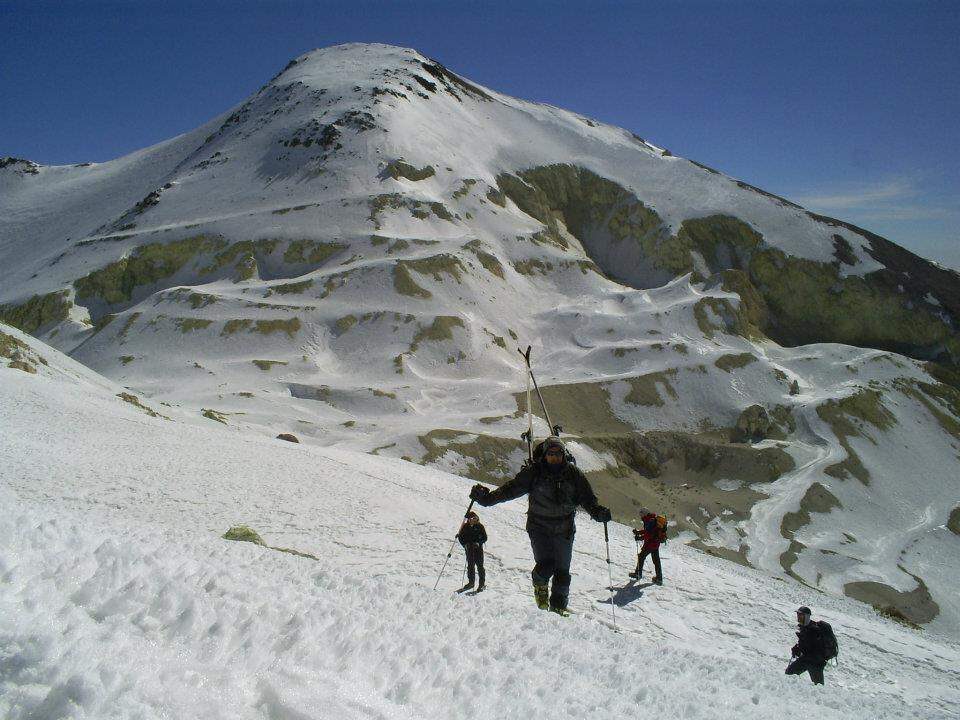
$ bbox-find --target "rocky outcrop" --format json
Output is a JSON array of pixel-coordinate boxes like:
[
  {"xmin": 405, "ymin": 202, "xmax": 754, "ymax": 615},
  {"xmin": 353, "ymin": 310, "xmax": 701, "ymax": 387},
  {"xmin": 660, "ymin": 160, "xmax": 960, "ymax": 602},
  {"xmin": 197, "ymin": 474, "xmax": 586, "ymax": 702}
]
[
  {"xmin": 734, "ymin": 405, "xmax": 771, "ymax": 443},
  {"xmin": 497, "ymin": 165, "xmax": 960, "ymax": 372}
]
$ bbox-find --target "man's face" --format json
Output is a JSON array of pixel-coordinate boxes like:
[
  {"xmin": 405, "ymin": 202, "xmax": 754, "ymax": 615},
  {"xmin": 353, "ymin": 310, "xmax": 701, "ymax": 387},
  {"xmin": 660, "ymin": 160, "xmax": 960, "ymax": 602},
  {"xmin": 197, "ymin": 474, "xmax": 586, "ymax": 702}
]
[
  {"xmin": 468, "ymin": 516, "xmax": 478, "ymax": 525},
  {"xmin": 545, "ymin": 448, "xmax": 564, "ymax": 465},
  {"xmin": 797, "ymin": 611, "xmax": 810, "ymax": 626}
]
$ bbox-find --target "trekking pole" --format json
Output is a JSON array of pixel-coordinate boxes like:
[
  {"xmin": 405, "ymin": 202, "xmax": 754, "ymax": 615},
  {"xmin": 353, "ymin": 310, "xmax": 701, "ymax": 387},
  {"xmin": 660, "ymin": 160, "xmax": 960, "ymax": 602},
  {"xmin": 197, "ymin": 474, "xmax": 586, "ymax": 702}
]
[
  {"xmin": 434, "ymin": 499, "xmax": 475, "ymax": 590},
  {"xmin": 604, "ymin": 522, "xmax": 618, "ymax": 630}
]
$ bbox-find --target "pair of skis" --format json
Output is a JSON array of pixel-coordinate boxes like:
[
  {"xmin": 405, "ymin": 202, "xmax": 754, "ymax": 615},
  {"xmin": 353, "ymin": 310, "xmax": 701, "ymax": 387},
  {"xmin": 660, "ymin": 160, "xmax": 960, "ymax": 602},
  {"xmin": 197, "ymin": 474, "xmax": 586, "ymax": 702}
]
[{"xmin": 518, "ymin": 345, "xmax": 561, "ymax": 462}]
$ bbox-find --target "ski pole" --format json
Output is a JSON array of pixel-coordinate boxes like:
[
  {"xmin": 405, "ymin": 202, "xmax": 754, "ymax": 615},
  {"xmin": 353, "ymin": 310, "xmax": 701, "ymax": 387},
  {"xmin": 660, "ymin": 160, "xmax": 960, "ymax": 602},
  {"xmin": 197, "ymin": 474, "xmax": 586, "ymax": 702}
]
[
  {"xmin": 604, "ymin": 521, "xmax": 618, "ymax": 630},
  {"xmin": 521, "ymin": 346, "xmax": 533, "ymax": 462},
  {"xmin": 434, "ymin": 499, "xmax": 475, "ymax": 590}
]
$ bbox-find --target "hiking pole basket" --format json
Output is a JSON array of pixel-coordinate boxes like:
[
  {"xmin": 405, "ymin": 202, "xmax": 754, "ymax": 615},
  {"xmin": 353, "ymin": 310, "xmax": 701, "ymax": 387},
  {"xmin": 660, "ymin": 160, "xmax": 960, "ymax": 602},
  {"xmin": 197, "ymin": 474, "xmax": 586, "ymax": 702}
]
[{"xmin": 434, "ymin": 499, "xmax": 475, "ymax": 590}]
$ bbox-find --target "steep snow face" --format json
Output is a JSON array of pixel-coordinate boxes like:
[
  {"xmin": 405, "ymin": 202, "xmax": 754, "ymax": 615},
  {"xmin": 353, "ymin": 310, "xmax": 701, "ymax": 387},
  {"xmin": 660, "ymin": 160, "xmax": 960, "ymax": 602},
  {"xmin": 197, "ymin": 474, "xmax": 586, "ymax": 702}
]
[
  {"xmin": 2, "ymin": 352, "xmax": 959, "ymax": 720},
  {"xmin": 2, "ymin": 43, "xmax": 959, "ymax": 636}
]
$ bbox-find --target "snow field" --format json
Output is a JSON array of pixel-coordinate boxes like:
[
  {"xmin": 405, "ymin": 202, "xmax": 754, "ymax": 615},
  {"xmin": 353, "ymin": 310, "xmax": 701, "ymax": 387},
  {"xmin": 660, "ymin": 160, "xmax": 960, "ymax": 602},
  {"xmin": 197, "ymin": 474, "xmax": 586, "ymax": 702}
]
[
  {"xmin": 5, "ymin": 494, "xmax": 955, "ymax": 720},
  {"xmin": 2, "ymin": 366, "xmax": 959, "ymax": 719}
]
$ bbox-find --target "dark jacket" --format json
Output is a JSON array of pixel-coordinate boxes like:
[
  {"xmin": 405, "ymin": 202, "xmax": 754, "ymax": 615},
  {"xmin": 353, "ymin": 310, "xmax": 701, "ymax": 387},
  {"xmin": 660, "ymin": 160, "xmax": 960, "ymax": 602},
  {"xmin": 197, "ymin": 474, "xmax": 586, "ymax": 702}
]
[
  {"xmin": 457, "ymin": 522, "xmax": 487, "ymax": 546},
  {"xmin": 792, "ymin": 621, "xmax": 831, "ymax": 663},
  {"xmin": 478, "ymin": 460, "xmax": 601, "ymax": 537}
]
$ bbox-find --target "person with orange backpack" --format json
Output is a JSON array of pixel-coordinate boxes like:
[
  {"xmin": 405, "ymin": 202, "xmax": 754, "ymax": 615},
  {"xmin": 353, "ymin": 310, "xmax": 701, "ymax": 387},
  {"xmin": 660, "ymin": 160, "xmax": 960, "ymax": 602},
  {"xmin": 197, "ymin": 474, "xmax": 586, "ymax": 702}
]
[{"xmin": 628, "ymin": 508, "xmax": 665, "ymax": 585}]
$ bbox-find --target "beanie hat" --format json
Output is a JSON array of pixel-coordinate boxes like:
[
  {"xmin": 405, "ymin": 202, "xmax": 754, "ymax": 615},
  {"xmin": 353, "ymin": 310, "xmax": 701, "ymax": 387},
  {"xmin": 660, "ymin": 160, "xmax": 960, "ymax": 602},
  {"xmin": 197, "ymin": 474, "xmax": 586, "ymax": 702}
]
[{"xmin": 543, "ymin": 436, "xmax": 565, "ymax": 452}]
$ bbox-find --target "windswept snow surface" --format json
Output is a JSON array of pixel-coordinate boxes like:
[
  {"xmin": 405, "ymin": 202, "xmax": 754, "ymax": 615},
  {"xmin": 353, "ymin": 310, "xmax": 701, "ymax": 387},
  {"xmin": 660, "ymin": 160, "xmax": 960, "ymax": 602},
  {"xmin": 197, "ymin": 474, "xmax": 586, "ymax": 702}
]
[{"xmin": 3, "ymin": 354, "xmax": 960, "ymax": 719}]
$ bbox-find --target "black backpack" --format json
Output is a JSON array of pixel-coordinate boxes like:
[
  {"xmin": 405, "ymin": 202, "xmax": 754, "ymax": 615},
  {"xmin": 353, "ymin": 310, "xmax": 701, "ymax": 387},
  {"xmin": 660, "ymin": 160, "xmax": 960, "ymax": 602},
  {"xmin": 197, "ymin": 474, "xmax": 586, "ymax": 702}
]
[{"xmin": 817, "ymin": 621, "xmax": 839, "ymax": 661}]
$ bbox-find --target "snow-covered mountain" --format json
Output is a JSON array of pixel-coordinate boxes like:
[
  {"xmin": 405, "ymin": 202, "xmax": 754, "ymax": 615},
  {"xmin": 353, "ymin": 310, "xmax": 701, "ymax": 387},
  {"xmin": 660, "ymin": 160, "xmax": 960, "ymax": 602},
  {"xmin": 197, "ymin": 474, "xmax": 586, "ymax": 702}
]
[
  {"xmin": 2, "ymin": 330, "xmax": 959, "ymax": 719},
  {"xmin": 2, "ymin": 43, "xmax": 959, "ymax": 635}
]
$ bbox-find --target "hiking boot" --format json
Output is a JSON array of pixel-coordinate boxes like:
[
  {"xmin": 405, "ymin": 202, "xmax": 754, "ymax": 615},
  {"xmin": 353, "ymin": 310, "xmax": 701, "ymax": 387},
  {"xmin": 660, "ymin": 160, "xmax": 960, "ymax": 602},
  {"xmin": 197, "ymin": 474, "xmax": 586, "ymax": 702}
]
[
  {"xmin": 653, "ymin": 577, "xmax": 663, "ymax": 586},
  {"xmin": 458, "ymin": 581, "xmax": 474, "ymax": 593},
  {"xmin": 549, "ymin": 605, "xmax": 570, "ymax": 617},
  {"xmin": 475, "ymin": 584, "xmax": 485, "ymax": 592},
  {"xmin": 628, "ymin": 570, "xmax": 640, "ymax": 580},
  {"xmin": 533, "ymin": 583, "xmax": 549, "ymax": 610}
]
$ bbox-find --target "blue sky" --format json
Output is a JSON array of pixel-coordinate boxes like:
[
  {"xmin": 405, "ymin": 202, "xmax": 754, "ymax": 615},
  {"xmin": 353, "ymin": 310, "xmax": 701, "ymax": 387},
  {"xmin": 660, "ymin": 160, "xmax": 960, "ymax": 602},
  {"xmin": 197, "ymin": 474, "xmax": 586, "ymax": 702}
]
[{"xmin": 2, "ymin": 0, "xmax": 958, "ymax": 268}]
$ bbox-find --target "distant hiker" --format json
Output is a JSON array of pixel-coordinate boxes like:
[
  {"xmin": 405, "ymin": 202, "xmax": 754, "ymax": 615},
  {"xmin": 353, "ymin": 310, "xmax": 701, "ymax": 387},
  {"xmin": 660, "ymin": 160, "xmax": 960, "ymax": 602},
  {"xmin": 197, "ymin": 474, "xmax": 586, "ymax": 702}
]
[
  {"xmin": 628, "ymin": 508, "xmax": 665, "ymax": 585},
  {"xmin": 785, "ymin": 606, "xmax": 838, "ymax": 685},
  {"xmin": 469, "ymin": 436, "xmax": 611, "ymax": 614},
  {"xmin": 456, "ymin": 511, "xmax": 487, "ymax": 592}
]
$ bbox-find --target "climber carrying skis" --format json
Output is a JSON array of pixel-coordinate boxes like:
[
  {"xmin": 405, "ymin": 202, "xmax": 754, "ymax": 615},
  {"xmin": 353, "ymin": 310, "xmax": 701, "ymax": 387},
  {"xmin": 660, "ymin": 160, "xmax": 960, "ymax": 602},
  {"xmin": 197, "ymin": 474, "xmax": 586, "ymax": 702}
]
[
  {"xmin": 456, "ymin": 511, "xmax": 487, "ymax": 592},
  {"xmin": 469, "ymin": 436, "xmax": 611, "ymax": 614}
]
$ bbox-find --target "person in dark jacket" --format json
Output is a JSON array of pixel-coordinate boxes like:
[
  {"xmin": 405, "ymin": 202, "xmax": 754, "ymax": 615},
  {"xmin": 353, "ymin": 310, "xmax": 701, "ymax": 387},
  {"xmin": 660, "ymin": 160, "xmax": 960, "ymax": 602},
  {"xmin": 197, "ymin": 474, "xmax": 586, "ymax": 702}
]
[
  {"xmin": 469, "ymin": 436, "xmax": 611, "ymax": 614},
  {"xmin": 456, "ymin": 511, "xmax": 487, "ymax": 592},
  {"xmin": 785, "ymin": 606, "xmax": 833, "ymax": 685},
  {"xmin": 628, "ymin": 508, "xmax": 663, "ymax": 585}
]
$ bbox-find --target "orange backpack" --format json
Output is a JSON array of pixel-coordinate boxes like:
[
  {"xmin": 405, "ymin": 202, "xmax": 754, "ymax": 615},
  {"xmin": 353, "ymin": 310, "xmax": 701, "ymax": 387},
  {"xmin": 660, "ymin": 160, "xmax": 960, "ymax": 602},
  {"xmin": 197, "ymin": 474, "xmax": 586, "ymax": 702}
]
[{"xmin": 655, "ymin": 514, "xmax": 668, "ymax": 542}]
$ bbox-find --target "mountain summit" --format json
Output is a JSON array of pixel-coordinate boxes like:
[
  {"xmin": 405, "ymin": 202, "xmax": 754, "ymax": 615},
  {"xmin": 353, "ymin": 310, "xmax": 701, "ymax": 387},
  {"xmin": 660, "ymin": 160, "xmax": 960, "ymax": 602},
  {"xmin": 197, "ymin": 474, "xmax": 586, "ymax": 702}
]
[{"xmin": 2, "ymin": 43, "xmax": 959, "ymax": 633}]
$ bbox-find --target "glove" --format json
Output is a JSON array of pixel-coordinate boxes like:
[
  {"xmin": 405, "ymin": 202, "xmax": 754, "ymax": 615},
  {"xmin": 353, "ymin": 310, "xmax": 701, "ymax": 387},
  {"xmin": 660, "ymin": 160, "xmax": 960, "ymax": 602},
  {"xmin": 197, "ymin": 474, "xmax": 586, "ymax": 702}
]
[
  {"xmin": 791, "ymin": 645, "xmax": 800, "ymax": 658},
  {"xmin": 469, "ymin": 484, "xmax": 490, "ymax": 502},
  {"xmin": 632, "ymin": 528, "xmax": 643, "ymax": 540},
  {"xmin": 591, "ymin": 505, "xmax": 612, "ymax": 523}
]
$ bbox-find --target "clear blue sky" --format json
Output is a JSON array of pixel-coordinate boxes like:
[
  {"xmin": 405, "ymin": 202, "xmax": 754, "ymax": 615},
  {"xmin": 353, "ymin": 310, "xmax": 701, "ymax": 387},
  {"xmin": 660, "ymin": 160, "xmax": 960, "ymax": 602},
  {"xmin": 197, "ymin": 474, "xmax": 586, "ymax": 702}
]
[{"xmin": 3, "ymin": 0, "xmax": 958, "ymax": 268}]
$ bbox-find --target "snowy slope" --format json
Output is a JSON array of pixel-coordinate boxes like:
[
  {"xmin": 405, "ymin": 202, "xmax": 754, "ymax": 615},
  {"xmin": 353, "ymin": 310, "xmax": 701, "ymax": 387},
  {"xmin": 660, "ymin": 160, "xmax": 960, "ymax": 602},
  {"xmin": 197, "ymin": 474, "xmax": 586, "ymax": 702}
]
[
  {"xmin": 2, "ymin": 43, "xmax": 959, "ymax": 636},
  {"xmin": 3, "ymin": 341, "xmax": 960, "ymax": 720}
]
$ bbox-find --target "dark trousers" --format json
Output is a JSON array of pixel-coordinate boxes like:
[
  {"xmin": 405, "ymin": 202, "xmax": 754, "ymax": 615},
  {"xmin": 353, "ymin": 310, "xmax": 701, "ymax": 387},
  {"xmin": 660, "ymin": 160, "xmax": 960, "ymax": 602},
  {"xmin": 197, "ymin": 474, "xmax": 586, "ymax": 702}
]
[
  {"xmin": 465, "ymin": 544, "xmax": 484, "ymax": 586},
  {"xmin": 636, "ymin": 547, "xmax": 662, "ymax": 580},
  {"xmin": 529, "ymin": 530, "xmax": 575, "ymax": 609},
  {"xmin": 785, "ymin": 656, "xmax": 825, "ymax": 685}
]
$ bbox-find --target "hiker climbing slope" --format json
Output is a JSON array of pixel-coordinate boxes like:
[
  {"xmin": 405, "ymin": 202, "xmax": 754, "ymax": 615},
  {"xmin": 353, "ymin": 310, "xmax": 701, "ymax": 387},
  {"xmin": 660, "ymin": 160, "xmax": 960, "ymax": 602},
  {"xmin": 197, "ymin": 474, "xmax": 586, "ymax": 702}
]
[
  {"xmin": 456, "ymin": 511, "xmax": 487, "ymax": 592},
  {"xmin": 470, "ymin": 436, "xmax": 611, "ymax": 614},
  {"xmin": 629, "ymin": 508, "xmax": 665, "ymax": 585},
  {"xmin": 785, "ymin": 606, "xmax": 838, "ymax": 686}
]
